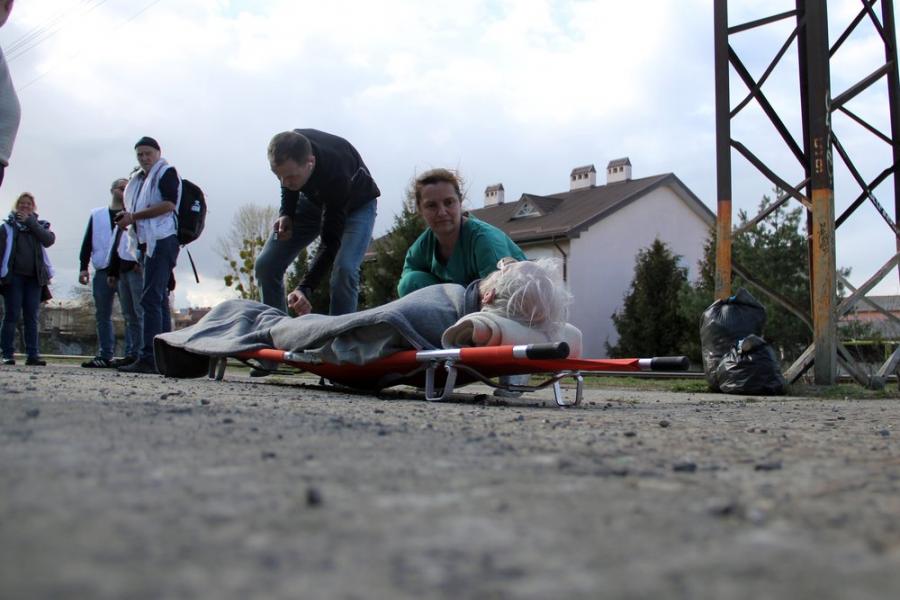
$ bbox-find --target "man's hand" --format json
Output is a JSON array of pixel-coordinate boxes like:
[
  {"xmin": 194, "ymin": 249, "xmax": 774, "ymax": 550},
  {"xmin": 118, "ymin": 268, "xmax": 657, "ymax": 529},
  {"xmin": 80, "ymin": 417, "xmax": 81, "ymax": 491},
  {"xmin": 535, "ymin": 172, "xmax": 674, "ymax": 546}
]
[
  {"xmin": 274, "ymin": 216, "xmax": 293, "ymax": 241},
  {"xmin": 78, "ymin": 270, "xmax": 90, "ymax": 285},
  {"xmin": 287, "ymin": 289, "xmax": 312, "ymax": 316},
  {"xmin": 106, "ymin": 276, "xmax": 118, "ymax": 289},
  {"xmin": 115, "ymin": 211, "xmax": 134, "ymax": 230}
]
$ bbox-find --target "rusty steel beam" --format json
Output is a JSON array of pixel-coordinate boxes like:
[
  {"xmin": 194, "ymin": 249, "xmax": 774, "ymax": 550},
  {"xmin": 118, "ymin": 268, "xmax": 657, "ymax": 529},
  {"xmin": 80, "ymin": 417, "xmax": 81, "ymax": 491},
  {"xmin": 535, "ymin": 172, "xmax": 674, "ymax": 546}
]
[
  {"xmin": 802, "ymin": 0, "xmax": 837, "ymax": 385},
  {"xmin": 882, "ymin": 0, "xmax": 900, "ymax": 290},
  {"xmin": 714, "ymin": 0, "xmax": 732, "ymax": 299}
]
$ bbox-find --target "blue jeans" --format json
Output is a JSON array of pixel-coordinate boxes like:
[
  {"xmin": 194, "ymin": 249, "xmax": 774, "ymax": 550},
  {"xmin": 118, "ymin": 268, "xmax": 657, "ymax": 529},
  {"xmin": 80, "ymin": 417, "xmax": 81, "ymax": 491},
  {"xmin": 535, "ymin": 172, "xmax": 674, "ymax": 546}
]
[
  {"xmin": 140, "ymin": 235, "xmax": 179, "ymax": 362},
  {"xmin": 1, "ymin": 273, "xmax": 41, "ymax": 359},
  {"xmin": 92, "ymin": 267, "xmax": 116, "ymax": 360},
  {"xmin": 117, "ymin": 267, "xmax": 143, "ymax": 358},
  {"xmin": 255, "ymin": 197, "xmax": 377, "ymax": 315}
]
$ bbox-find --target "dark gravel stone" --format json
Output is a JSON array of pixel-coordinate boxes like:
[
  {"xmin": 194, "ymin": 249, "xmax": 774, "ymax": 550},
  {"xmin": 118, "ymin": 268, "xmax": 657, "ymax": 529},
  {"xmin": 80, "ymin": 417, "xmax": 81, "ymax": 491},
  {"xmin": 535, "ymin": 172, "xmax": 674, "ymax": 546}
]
[
  {"xmin": 261, "ymin": 451, "xmax": 277, "ymax": 460},
  {"xmin": 673, "ymin": 462, "xmax": 697, "ymax": 473},
  {"xmin": 658, "ymin": 420, "xmax": 670, "ymax": 428},
  {"xmin": 624, "ymin": 431, "xmax": 637, "ymax": 438},
  {"xmin": 755, "ymin": 461, "xmax": 783, "ymax": 471},
  {"xmin": 306, "ymin": 486, "xmax": 323, "ymax": 507},
  {"xmin": 25, "ymin": 408, "xmax": 40, "ymax": 418},
  {"xmin": 878, "ymin": 430, "xmax": 891, "ymax": 437}
]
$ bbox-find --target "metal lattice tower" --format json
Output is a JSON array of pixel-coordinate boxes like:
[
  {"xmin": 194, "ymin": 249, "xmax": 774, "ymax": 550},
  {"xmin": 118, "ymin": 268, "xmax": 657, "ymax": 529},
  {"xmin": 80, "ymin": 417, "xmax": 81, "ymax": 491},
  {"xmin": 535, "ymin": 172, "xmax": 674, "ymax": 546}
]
[{"xmin": 714, "ymin": 0, "xmax": 900, "ymax": 387}]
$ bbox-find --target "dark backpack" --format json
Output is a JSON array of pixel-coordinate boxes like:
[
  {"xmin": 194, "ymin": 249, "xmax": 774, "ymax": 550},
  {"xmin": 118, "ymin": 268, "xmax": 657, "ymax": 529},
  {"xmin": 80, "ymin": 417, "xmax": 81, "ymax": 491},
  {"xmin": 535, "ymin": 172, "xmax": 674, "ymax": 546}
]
[{"xmin": 176, "ymin": 179, "xmax": 206, "ymax": 245}]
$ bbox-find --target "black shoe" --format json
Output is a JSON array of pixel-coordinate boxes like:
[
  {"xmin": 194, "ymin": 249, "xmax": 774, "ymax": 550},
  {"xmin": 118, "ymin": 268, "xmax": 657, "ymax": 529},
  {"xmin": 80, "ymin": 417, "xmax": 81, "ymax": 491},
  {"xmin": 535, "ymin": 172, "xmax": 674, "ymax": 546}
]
[
  {"xmin": 2, "ymin": 357, "xmax": 14, "ymax": 365},
  {"xmin": 109, "ymin": 356, "xmax": 137, "ymax": 368},
  {"xmin": 249, "ymin": 367, "xmax": 272, "ymax": 378},
  {"xmin": 118, "ymin": 358, "xmax": 158, "ymax": 374},
  {"xmin": 82, "ymin": 356, "xmax": 113, "ymax": 368},
  {"xmin": 26, "ymin": 356, "xmax": 47, "ymax": 366}
]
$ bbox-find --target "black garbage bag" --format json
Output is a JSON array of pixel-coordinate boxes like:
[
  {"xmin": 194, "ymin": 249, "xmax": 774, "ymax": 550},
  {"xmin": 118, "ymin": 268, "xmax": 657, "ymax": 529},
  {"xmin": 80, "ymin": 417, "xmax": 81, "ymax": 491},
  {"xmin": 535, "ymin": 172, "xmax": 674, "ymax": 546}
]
[
  {"xmin": 700, "ymin": 288, "xmax": 767, "ymax": 390},
  {"xmin": 716, "ymin": 335, "xmax": 786, "ymax": 395}
]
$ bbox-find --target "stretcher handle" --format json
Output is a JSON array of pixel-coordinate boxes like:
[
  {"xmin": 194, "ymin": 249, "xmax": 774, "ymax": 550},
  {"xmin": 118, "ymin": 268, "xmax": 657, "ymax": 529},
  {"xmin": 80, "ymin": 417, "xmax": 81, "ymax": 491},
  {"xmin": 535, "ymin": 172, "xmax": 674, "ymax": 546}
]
[
  {"xmin": 523, "ymin": 342, "xmax": 570, "ymax": 360},
  {"xmin": 649, "ymin": 356, "xmax": 691, "ymax": 371}
]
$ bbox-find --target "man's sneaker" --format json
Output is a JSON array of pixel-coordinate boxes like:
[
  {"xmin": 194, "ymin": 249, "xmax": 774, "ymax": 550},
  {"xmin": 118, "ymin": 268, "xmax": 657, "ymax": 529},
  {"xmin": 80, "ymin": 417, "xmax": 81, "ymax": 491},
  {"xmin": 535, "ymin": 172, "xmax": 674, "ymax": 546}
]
[
  {"xmin": 249, "ymin": 359, "xmax": 279, "ymax": 378},
  {"xmin": 81, "ymin": 356, "xmax": 113, "ymax": 368},
  {"xmin": 109, "ymin": 356, "xmax": 137, "ymax": 368},
  {"xmin": 117, "ymin": 358, "xmax": 158, "ymax": 374},
  {"xmin": 25, "ymin": 356, "xmax": 47, "ymax": 366},
  {"xmin": 2, "ymin": 357, "xmax": 14, "ymax": 365}
]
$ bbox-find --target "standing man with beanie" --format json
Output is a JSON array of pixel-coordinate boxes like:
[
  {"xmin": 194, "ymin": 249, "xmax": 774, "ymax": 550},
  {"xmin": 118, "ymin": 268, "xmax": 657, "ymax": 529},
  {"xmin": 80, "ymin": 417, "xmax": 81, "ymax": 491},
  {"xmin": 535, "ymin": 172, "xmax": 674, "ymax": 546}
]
[
  {"xmin": 255, "ymin": 129, "xmax": 379, "ymax": 316},
  {"xmin": 116, "ymin": 136, "xmax": 180, "ymax": 374},
  {"xmin": 78, "ymin": 178, "xmax": 131, "ymax": 368},
  {"xmin": 0, "ymin": 0, "xmax": 21, "ymax": 190}
]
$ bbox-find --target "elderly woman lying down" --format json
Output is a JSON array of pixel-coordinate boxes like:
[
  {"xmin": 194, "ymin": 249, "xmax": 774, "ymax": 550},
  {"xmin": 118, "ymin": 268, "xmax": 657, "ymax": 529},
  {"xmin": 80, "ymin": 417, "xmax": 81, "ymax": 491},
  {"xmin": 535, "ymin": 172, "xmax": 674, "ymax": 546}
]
[{"xmin": 154, "ymin": 259, "xmax": 581, "ymax": 378}]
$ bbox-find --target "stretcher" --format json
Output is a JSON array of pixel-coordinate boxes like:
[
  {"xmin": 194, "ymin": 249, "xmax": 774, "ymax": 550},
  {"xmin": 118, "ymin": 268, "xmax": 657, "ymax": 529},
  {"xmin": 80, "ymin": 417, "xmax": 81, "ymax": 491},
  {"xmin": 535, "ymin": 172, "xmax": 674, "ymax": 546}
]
[{"xmin": 209, "ymin": 342, "xmax": 690, "ymax": 407}]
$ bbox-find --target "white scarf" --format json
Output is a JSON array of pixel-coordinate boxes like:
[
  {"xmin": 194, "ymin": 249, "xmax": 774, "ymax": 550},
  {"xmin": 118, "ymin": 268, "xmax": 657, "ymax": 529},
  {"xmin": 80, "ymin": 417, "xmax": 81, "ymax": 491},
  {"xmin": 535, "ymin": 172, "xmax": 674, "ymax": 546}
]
[{"xmin": 123, "ymin": 158, "xmax": 179, "ymax": 257}]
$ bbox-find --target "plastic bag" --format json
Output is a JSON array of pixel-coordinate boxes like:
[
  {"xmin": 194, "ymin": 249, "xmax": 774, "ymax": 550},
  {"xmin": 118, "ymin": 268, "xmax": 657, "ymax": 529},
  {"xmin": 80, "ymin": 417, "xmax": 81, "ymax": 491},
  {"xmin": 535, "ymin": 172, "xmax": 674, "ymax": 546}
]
[
  {"xmin": 716, "ymin": 334, "xmax": 786, "ymax": 395},
  {"xmin": 700, "ymin": 288, "xmax": 766, "ymax": 390}
]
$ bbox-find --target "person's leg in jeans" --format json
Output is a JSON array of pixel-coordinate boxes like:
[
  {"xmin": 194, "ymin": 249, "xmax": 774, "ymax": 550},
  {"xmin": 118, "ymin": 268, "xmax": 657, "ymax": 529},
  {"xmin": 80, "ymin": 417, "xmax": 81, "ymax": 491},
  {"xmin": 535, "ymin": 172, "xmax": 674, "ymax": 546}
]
[
  {"xmin": 329, "ymin": 199, "xmax": 377, "ymax": 315},
  {"xmin": 21, "ymin": 276, "xmax": 41, "ymax": 359},
  {"xmin": 255, "ymin": 196, "xmax": 324, "ymax": 313},
  {"xmin": 1, "ymin": 273, "xmax": 24, "ymax": 359},
  {"xmin": 139, "ymin": 236, "xmax": 179, "ymax": 363},
  {"xmin": 92, "ymin": 267, "xmax": 116, "ymax": 360},
  {"xmin": 161, "ymin": 288, "xmax": 172, "ymax": 333},
  {"xmin": 117, "ymin": 268, "xmax": 143, "ymax": 359}
]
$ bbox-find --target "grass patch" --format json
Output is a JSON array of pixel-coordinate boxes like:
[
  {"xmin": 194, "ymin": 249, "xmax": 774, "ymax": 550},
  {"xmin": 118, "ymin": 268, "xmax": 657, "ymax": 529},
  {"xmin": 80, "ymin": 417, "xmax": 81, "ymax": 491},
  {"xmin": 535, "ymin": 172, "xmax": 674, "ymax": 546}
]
[{"xmin": 577, "ymin": 375, "xmax": 900, "ymax": 398}]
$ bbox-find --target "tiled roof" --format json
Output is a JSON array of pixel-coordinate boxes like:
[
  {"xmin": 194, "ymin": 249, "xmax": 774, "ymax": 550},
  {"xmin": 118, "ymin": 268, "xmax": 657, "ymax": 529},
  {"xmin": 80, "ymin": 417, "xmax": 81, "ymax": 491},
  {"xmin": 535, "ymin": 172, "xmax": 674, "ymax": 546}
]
[
  {"xmin": 469, "ymin": 173, "xmax": 713, "ymax": 243},
  {"xmin": 570, "ymin": 164, "xmax": 596, "ymax": 176},
  {"xmin": 853, "ymin": 295, "xmax": 900, "ymax": 313},
  {"xmin": 607, "ymin": 157, "xmax": 631, "ymax": 168},
  {"xmin": 485, "ymin": 183, "xmax": 504, "ymax": 192}
]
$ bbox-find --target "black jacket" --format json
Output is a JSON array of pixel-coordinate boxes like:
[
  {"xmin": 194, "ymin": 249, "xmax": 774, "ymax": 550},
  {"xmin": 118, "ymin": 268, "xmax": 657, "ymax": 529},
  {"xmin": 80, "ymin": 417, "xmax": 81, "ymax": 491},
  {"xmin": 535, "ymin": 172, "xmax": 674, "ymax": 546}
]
[
  {"xmin": 0, "ymin": 212, "xmax": 55, "ymax": 286},
  {"xmin": 280, "ymin": 128, "xmax": 380, "ymax": 292}
]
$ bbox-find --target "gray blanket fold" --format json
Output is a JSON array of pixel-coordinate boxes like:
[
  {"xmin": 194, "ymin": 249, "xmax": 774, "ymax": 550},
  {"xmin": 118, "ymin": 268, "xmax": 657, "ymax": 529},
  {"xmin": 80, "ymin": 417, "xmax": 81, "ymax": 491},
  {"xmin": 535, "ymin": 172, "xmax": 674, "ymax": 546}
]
[{"xmin": 154, "ymin": 283, "xmax": 477, "ymax": 377}]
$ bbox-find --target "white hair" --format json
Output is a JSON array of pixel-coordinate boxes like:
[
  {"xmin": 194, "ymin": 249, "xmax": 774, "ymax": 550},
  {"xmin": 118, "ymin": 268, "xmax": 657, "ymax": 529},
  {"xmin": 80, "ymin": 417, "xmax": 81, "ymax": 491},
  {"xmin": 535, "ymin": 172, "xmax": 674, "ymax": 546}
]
[{"xmin": 481, "ymin": 258, "xmax": 571, "ymax": 329}]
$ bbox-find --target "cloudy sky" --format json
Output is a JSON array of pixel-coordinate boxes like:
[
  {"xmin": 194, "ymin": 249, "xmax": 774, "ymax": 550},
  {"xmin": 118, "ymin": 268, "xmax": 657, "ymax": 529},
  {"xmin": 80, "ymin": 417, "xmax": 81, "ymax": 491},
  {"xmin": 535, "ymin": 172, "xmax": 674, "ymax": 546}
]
[{"xmin": 1, "ymin": 0, "xmax": 897, "ymax": 307}]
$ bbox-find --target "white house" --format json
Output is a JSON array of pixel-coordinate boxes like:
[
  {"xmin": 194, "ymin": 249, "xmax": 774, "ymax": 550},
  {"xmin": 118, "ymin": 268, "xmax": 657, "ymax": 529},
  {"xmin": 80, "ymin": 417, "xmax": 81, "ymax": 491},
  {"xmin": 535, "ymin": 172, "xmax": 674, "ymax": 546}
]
[{"xmin": 470, "ymin": 158, "xmax": 715, "ymax": 358}]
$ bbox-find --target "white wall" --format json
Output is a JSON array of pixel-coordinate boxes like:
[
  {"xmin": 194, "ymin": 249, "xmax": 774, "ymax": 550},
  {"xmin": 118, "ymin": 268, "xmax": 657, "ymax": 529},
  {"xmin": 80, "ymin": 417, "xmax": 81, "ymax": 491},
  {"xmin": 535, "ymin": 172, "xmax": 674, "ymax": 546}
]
[{"xmin": 566, "ymin": 185, "xmax": 711, "ymax": 357}]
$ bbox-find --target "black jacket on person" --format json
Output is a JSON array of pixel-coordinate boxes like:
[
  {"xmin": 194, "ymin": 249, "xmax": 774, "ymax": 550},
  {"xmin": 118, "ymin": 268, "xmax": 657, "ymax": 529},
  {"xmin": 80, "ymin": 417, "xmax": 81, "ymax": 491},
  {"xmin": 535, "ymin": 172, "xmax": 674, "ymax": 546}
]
[
  {"xmin": 279, "ymin": 128, "xmax": 380, "ymax": 292},
  {"xmin": 0, "ymin": 212, "xmax": 55, "ymax": 287}
]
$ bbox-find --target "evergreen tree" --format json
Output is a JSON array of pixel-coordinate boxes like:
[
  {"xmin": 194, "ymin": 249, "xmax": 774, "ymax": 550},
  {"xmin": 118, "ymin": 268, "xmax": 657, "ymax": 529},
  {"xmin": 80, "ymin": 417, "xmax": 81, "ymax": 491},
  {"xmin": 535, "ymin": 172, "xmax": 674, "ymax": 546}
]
[
  {"xmin": 607, "ymin": 238, "xmax": 690, "ymax": 357},
  {"xmin": 359, "ymin": 184, "xmax": 425, "ymax": 309}
]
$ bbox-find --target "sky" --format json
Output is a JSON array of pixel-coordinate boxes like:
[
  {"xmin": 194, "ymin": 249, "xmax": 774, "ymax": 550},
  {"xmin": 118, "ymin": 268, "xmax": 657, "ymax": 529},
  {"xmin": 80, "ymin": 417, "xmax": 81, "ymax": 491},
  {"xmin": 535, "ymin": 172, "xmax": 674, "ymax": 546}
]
[{"xmin": 1, "ymin": 0, "xmax": 897, "ymax": 308}]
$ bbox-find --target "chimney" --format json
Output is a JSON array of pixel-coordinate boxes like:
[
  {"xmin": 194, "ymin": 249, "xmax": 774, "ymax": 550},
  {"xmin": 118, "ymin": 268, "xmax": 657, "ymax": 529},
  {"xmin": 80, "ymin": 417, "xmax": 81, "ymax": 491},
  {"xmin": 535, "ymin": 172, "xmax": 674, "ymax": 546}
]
[
  {"xmin": 484, "ymin": 183, "xmax": 505, "ymax": 206},
  {"xmin": 569, "ymin": 164, "xmax": 596, "ymax": 191},
  {"xmin": 606, "ymin": 157, "xmax": 632, "ymax": 184}
]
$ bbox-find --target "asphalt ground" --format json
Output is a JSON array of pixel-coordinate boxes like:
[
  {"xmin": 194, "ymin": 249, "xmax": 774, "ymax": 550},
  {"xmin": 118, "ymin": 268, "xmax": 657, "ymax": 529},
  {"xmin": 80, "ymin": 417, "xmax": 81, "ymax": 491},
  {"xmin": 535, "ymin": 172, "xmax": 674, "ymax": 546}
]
[{"xmin": 1, "ymin": 363, "xmax": 899, "ymax": 599}]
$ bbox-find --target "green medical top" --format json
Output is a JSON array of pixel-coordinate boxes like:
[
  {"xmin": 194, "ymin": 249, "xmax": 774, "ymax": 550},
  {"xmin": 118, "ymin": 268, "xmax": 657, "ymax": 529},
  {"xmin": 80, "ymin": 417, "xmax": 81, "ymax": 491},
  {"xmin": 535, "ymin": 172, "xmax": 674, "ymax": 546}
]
[{"xmin": 397, "ymin": 216, "xmax": 526, "ymax": 297}]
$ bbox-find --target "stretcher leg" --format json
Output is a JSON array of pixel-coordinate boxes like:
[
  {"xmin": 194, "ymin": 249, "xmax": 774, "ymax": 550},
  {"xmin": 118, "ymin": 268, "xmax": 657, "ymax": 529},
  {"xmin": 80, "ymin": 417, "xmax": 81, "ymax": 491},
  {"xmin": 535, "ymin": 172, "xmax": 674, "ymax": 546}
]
[
  {"xmin": 208, "ymin": 357, "xmax": 227, "ymax": 381},
  {"xmin": 424, "ymin": 360, "xmax": 459, "ymax": 402}
]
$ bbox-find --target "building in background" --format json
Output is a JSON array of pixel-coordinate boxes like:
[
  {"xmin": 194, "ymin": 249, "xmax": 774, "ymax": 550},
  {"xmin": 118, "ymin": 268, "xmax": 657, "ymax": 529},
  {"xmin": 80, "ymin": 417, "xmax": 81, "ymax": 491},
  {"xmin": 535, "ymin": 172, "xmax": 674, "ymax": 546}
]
[{"xmin": 472, "ymin": 158, "xmax": 715, "ymax": 357}]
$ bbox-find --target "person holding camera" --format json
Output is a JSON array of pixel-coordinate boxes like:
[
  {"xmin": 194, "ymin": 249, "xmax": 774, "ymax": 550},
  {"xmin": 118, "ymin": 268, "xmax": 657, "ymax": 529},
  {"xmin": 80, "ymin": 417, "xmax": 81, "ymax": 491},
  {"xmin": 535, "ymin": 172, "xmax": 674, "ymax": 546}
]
[{"xmin": 1, "ymin": 192, "xmax": 55, "ymax": 365}]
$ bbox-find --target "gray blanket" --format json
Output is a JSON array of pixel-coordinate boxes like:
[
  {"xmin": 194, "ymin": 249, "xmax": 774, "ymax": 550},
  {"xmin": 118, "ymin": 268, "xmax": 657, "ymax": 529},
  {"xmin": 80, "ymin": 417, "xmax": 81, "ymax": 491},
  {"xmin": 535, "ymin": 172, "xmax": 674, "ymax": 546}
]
[{"xmin": 154, "ymin": 283, "xmax": 479, "ymax": 377}]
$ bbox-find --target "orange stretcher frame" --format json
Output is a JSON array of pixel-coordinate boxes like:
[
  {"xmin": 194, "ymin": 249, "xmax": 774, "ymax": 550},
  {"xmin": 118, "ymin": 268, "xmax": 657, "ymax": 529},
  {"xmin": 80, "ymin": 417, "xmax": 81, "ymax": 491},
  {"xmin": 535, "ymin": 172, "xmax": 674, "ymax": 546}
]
[{"xmin": 211, "ymin": 342, "xmax": 690, "ymax": 407}]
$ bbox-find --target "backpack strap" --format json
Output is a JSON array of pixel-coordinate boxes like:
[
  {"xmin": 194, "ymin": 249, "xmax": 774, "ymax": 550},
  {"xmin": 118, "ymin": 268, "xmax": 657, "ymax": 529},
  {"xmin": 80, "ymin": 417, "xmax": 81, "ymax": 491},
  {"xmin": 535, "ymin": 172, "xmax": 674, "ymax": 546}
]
[{"xmin": 184, "ymin": 247, "xmax": 200, "ymax": 284}]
